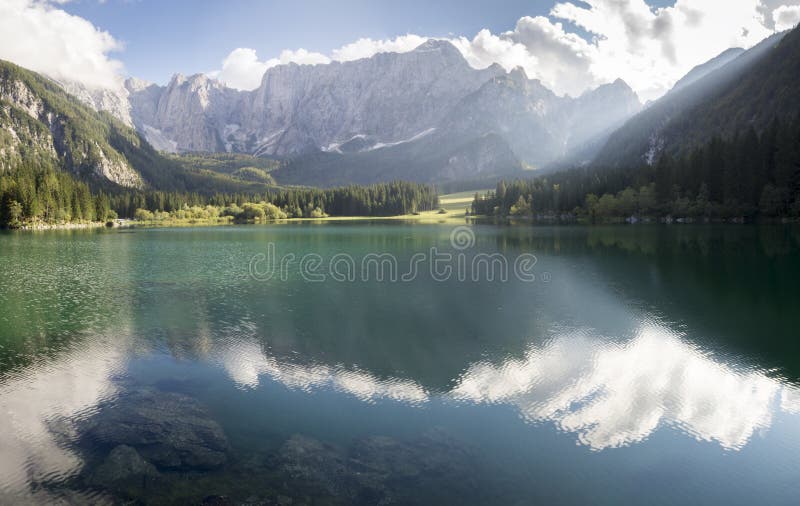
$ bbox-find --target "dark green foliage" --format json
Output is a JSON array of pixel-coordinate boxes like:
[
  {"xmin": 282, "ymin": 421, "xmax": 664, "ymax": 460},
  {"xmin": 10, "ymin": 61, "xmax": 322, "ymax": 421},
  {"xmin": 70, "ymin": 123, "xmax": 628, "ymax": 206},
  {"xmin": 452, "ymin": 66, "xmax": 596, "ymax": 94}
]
[
  {"xmin": 595, "ymin": 31, "xmax": 793, "ymax": 167},
  {"xmin": 1, "ymin": 170, "xmax": 438, "ymax": 226},
  {"xmin": 230, "ymin": 167, "xmax": 277, "ymax": 184},
  {"xmin": 0, "ymin": 164, "xmax": 119, "ymax": 227},
  {"xmin": 114, "ymin": 181, "xmax": 438, "ymax": 221},
  {"xmin": 0, "ymin": 59, "xmax": 281, "ymax": 197},
  {"xmin": 474, "ymin": 115, "xmax": 800, "ymax": 220},
  {"xmin": 169, "ymin": 153, "xmax": 280, "ymax": 176}
]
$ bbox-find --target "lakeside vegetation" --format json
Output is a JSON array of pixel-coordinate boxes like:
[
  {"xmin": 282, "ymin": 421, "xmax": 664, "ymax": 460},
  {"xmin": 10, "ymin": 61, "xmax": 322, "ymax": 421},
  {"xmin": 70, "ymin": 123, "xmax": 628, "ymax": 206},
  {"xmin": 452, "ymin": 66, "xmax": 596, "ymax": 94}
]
[
  {"xmin": 0, "ymin": 168, "xmax": 439, "ymax": 228},
  {"xmin": 473, "ymin": 115, "xmax": 800, "ymax": 221}
]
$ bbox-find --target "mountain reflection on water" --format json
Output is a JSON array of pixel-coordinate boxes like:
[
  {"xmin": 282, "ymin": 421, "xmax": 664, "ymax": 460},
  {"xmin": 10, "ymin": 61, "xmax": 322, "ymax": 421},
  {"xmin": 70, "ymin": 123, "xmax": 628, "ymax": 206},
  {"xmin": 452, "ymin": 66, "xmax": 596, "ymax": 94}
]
[
  {"xmin": 1, "ymin": 224, "xmax": 800, "ymax": 504},
  {"xmin": 3, "ymin": 318, "xmax": 799, "ymax": 502}
]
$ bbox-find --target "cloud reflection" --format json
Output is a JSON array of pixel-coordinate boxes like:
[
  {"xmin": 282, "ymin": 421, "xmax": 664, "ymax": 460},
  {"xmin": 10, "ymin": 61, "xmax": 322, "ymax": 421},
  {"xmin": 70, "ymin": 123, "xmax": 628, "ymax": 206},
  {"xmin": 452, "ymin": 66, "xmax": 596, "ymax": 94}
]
[
  {"xmin": 452, "ymin": 324, "xmax": 790, "ymax": 450},
  {"xmin": 216, "ymin": 338, "xmax": 429, "ymax": 405},
  {"xmin": 0, "ymin": 338, "xmax": 124, "ymax": 501},
  {"xmin": 218, "ymin": 322, "xmax": 800, "ymax": 452}
]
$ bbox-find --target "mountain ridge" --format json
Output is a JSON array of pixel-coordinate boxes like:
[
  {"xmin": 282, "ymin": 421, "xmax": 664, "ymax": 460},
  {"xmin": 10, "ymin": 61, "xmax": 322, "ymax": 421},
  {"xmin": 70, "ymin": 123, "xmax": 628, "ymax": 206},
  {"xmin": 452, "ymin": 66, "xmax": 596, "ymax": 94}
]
[
  {"xmin": 60, "ymin": 39, "xmax": 641, "ymax": 186},
  {"xmin": 594, "ymin": 31, "xmax": 792, "ymax": 167}
]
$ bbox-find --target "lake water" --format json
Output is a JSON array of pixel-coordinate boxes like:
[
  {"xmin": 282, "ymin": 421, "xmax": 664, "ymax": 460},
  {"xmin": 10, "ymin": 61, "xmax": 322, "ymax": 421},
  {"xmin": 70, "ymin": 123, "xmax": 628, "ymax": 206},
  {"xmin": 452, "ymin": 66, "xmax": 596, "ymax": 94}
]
[{"xmin": 1, "ymin": 223, "xmax": 800, "ymax": 505}]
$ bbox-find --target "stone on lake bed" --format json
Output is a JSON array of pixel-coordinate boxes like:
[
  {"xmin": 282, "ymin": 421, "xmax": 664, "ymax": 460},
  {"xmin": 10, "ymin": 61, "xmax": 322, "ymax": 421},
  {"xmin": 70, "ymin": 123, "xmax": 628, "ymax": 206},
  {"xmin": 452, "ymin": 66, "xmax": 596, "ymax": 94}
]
[
  {"xmin": 88, "ymin": 445, "xmax": 160, "ymax": 495},
  {"xmin": 84, "ymin": 388, "xmax": 229, "ymax": 471},
  {"xmin": 275, "ymin": 430, "xmax": 477, "ymax": 504}
]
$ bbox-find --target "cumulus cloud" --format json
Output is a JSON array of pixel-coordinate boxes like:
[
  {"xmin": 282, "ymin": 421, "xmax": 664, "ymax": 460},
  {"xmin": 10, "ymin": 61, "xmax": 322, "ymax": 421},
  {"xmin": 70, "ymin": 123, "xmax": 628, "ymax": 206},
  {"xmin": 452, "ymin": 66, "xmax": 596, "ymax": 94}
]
[
  {"xmin": 450, "ymin": 0, "xmax": 777, "ymax": 99},
  {"xmin": 451, "ymin": 17, "xmax": 600, "ymax": 97},
  {"xmin": 547, "ymin": 0, "xmax": 774, "ymax": 99},
  {"xmin": 212, "ymin": 0, "xmax": 792, "ymax": 100},
  {"xmin": 214, "ymin": 47, "xmax": 330, "ymax": 90},
  {"xmin": 211, "ymin": 48, "xmax": 269, "ymax": 91},
  {"xmin": 331, "ymin": 34, "xmax": 429, "ymax": 61},
  {"xmin": 9, "ymin": 0, "xmax": 795, "ymax": 100},
  {"xmin": 773, "ymin": 4, "xmax": 800, "ymax": 30},
  {"xmin": 0, "ymin": 0, "xmax": 123, "ymax": 89},
  {"xmin": 452, "ymin": 324, "xmax": 797, "ymax": 451},
  {"xmin": 215, "ymin": 35, "xmax": 427, "ymax": 90}
]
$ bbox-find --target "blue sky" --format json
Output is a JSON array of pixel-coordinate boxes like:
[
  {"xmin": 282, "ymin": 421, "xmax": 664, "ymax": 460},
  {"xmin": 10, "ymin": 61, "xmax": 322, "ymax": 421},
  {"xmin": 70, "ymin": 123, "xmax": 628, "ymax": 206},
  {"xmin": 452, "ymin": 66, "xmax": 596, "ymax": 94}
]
[
  {"xmin": 2, "ymin": 0, "xmax": 797, "ymax": 100},
  {"xmin": 63, "ymin": 0, "xmax": 675, "ymax": 85}
]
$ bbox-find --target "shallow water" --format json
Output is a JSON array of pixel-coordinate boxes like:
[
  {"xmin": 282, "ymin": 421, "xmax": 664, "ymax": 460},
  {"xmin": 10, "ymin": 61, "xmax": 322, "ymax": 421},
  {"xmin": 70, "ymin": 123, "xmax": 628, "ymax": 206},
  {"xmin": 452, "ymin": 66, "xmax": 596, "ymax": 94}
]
[{"xmin": 1, "ymin": 223, "xmax": 799, "ymax": 504}]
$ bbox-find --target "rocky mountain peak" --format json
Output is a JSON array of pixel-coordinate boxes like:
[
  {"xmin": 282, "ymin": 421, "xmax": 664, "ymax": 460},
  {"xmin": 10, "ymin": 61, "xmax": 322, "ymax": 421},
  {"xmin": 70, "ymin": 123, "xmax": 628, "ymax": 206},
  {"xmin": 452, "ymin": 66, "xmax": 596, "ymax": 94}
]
[
  {"xmin": 412, "ymin": 39, "xmax": 459, "ymax": 54},
  {"xmin": 52, "ymin": 38, "xmax": 644, "ymax": 182},
  {"xmin": 581, "ymin": 78, "xmax": 639, "ymax": 104},
  {"xmin": 124, "ymin": 76, "xmax": 156, "ymax": 93}
]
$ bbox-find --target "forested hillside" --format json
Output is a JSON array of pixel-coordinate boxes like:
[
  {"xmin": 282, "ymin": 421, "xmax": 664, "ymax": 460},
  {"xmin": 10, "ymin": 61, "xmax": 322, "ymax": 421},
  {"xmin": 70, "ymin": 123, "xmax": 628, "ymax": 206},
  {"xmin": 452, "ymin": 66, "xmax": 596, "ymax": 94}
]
[
  {"xmin": 594, "ymin": 30, "xmax": 794, "ymax": 167},
  {"xmin": 474, "ymin": 114, "xmax": 800, "ymax": 220},
  {"xmin": 0, "ymin": 61, "xmax": 296, "ymax": 227},
  {"xmin": 472, "ymin": 26, "xmax": 800, "ymax": 221}
]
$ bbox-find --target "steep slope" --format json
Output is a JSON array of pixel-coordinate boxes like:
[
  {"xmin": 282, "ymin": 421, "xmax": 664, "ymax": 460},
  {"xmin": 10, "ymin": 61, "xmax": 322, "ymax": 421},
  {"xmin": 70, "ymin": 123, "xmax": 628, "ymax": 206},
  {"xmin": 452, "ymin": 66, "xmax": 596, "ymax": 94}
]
[
  {"xmin": 273, "ymin": 130, "xmax": 521, "ymax": 187},
  {"xmin": 567, "ymin": 79, "xmax": 642, "ymax": 151},
  {"xmin": 444, "ymin": 70, "xmax": 640, "ymax": 167},
  {"xmin": 135, "ymin": 74, "xmax": 245, "ymax": 154},
  {"xmin": 440, "ymin": 69, "xmax": 567, "ymax": 168},
  {"xmin": 272, "ymin": 67, "xmax": 640, "ymax": 186},
  {"xmin": 670, "ymin": 48, "xmax": 745, "ymax": 92},
  {"xmin": 0, "ymin": 60, "xmax": 275, "ymax": 195},
  {"xmin": 0, "ymin": 60, "xmax": 144, "ymax": 188},
  {"xmin": 242, "ymin": 40, "xmax": 505, "ymax": 157},
  {"xmin": 59, "ymin": 39, "xmax": 642, "ymax": 186},
  {"xmin": 595, "ymin": 31, "xmax": 791, "ymax": 167},
  {"xmin": 113, "ymin": 40, "xmax": 504, "ymax": 157}
]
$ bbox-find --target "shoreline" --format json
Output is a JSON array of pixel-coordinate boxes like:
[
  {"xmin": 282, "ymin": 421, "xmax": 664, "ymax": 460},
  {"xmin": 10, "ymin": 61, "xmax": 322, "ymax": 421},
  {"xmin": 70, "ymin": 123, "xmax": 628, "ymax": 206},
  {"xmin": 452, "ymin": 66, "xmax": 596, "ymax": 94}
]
[
  {"xmin": 14, "ymin": 221, "xmax": 111, "ymax": 231},
  {"xmin": 7, "ymin": 212, "xmax": 799, "ymax": 232}
]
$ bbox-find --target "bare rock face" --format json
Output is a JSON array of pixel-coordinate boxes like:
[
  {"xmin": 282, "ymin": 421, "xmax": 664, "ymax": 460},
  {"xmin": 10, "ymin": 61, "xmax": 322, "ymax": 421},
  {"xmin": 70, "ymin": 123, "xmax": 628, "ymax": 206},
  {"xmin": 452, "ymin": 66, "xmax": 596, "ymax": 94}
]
[
  {"xmin": 243, "ymin": 39, "xmax": 504, "ymax": 158},
  {"xmin": 61, "ymin": 39, "xmax": 642, "ymax": 184},
  {"xmin": 84, "ymin": 389, "xmax": 229, "ymax": 471},
  {"xmin": 0, "ymin": 77, "xmax": 144, "ymax": 188},
  {"xmin": 59, "ymin": 79, "xmax": 134, "ymax": 127}
]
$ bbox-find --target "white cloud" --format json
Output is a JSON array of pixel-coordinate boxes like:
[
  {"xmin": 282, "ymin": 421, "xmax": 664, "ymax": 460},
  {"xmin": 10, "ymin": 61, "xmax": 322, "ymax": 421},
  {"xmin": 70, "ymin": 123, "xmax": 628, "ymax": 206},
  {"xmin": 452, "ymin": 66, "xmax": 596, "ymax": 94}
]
[
  {"xmin": 773, "ymin": 4, "xmax": 800, "ymax": 30},
  {"xmin": 331, "ymin": 34, "xmax": 429, "ymax": 61},
  {"xmin": 214, "ymin": 47, "xmax": 330, "ymax": 90},
  {"xmin": 211, "ymin": 48, "xmax": 269, "ymax": 91},
  {"xmin": 212, "ymin": 0, "xmax": 787, "ymax": 100},
  {"xmin": 450, "ymin": 0, "xmax": 778, "ymax": 100},
  {"xmin": 215, "ymin": 36, "xmax": 429, "ymax": 90},
  {"xmin": 450, "ymin": 18, "xmax": 601, "ymax": 97},
  {"xmin": 212, "ymin": 316, "xmax": 800, "ymax": 452},
  {"xmin": 0, "ymin": 0, "xmax": 123, "ymax": 89},
  {"xmin": 548, "ymin": 0, "xmax": 774, "ymax": 99},
  {"xmin": 7, "ymin": 0, "xmax": 794, "ymax": 100}
]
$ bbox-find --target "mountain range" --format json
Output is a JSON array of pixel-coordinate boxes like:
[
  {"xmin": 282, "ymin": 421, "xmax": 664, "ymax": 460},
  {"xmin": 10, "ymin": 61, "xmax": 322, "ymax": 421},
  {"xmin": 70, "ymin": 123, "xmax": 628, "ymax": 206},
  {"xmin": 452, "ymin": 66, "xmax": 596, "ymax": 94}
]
[
  {"xmin": 64, "ymin": 39, "xmax": 642, "ymax": 186},
  {"xmin": 3, "ymin": 27, "xmax": 800, "ymax": 192}
]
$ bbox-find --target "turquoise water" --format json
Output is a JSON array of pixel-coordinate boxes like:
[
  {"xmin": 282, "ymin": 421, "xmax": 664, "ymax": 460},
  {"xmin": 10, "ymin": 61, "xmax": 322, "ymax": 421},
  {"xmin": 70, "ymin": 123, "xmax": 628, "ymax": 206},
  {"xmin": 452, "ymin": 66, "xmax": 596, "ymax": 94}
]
[{"xmin": 1, "ymin": 224, "xmax": 799, "ymax": 504}]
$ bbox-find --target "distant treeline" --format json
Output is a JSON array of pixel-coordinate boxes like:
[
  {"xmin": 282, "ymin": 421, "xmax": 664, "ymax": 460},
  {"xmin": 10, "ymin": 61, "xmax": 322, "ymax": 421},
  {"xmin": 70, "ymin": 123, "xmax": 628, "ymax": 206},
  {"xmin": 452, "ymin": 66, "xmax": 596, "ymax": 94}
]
[
  {"xmin": 0, "ymin": 166, "xmax": 438, "ymax": 227},
  {"xmin": 473, "ymin": 114, "xmax": 800, "ymax": 220}
]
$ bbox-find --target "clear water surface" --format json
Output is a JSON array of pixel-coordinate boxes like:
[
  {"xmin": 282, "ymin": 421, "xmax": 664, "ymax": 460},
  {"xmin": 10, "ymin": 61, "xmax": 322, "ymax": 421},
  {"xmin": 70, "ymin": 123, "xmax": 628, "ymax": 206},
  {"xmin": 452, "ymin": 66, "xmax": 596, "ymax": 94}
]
[{"xmin": 1, "ymin": 223, "xmax": 799, "ymax": 505}]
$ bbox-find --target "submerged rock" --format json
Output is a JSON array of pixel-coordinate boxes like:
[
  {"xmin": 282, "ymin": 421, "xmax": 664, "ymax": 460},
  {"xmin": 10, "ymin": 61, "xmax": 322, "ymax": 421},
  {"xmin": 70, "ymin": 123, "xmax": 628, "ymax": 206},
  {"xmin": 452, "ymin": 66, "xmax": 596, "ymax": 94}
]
[
  {"xmin": 84, "ymin": 389, "xmax": 229, "ymax": 470},
  {"xmin": 274, "ymin": 431, "xmax": 477, "ymax": 505},
  {"xmin": 278, "ymin": 435, "xmax": 352, "ymax": 498},
  {"xmin": 88, "ymin": 445, "xmax": 160, "ymax": 493}
]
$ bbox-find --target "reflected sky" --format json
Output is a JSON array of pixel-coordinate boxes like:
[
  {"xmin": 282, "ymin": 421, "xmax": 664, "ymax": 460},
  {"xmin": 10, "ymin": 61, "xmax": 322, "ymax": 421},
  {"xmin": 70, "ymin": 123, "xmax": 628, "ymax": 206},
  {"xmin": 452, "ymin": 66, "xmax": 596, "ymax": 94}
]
[
  {"xmin": 5, "ymin": 315, "xmax": 799, "ymax": 502},
  {"xmin": 2, "ymin": 225, "xmax": 800, "ymax": 503},
  {"xmin": 0, "ymin": 332, "xmax": 128, "ymax": 502},
  {"xmin": 214, "ymin": 318, "xmax": 800, "ymax": 452}
]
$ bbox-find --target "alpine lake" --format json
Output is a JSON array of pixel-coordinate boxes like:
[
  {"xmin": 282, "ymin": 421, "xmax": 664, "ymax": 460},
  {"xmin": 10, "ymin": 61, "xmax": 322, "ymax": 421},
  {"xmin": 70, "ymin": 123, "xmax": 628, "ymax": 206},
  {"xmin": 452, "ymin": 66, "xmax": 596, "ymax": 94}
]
[{"xmin": 1, "ymin": 222, "xmax": 799, "ymax": 505}]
